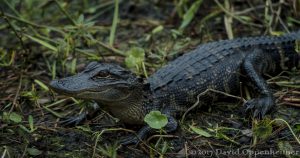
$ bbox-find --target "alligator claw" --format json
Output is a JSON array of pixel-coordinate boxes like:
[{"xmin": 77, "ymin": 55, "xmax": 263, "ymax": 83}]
[
  {"xmin": 60, "ymin": 111, "xmax": 88, "ymax": 126},
  {"xmin": 244, "ymin": 95, "xmax": 274, "ymax": 118}
]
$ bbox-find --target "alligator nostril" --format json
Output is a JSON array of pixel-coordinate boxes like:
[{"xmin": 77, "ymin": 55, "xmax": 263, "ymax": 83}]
[{"xmin": 50, "ymin": 79, "xmax": 64, "ymax": 89}]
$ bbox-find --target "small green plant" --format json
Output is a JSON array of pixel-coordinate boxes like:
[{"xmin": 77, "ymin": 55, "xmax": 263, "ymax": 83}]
[
  {"xmin": 125, "ymin": 47, "xmax": 147, "ymax": 76},
  {"xmin": 144, "ymin": 111, "xmax": 168, "ymax": 130},
  {"xmin": 145, "ymin": 25, "xmax": 164, "ymax": 41},
  {"xmin": 277, "ymin": 141, "xmax": 295, "ymax": 158},
  {"xmin": 2, "ymin": 112, "xmax": 22, "ymax": 124},
  {"xmin": 189, "ymin": 125, "xmax": 212, "ymax": 137},
  {"xmin": 27, "ymin": 147, "xmax": 42, "ymax": 156},
  {"xmin": 98, "ymin": 143, "xmax": 118, "ymax": 158},
  {"xmin": 19, "ymin": 115, "xmax": 37, "ymax": 133},
  {"xmin": 253, "ymin": 119, "xmax": 273, "ymax": 140},
  {"xmin": 0, "ymin": 49, "xmax": 15, "ymax": 67},
  {"xmin": 144, "ymin": 111, "xmax": 169, "ymax": 157},
  {"xmin": 189, "ymin": 124, "xmax": 239, "ymax": 145}
]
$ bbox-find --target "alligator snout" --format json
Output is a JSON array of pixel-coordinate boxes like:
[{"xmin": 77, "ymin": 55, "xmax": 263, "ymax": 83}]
[
  {"xmin": 49, "ymin": 79, "xmax": 64, "ymax": 92},
  {"xmin": 49, "ymin": 79, "xmax": 77, "ymax": 94}
]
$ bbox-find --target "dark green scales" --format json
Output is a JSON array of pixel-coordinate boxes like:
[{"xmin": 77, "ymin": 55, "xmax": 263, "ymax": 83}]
[{"xmin": 50, "ymin": 31, "xmax": 300, "ymax": 144}]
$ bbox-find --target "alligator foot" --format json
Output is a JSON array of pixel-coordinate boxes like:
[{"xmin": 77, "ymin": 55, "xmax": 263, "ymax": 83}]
[
  {"xmin": 121, "ymin": 115, "xmax": 178, "ymax": 145},
  {"xmin": 120, "ymin": 135, "xmax": 139, "ymax": 146},
  {"xmin": 60, "ymin": 111, "xmax": 88, "ymax": 126},
  {"xmin": 244, "ymin": 94, "xmax": 274, "ymax": 118},
  {"xmin": 120, "ymin": 125, "xmax": 152, "ymax": 145}
]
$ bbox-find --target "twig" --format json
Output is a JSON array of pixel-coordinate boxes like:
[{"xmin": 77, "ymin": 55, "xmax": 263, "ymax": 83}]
[
  {"xmin": 214, "ymin": 0, "xmax": 263, "ymax": 28},
  {"xmin": 234, "ymin": 3, "xmax": 280, "ymax": 15},
  {"xmin": 10, "ymin": 74, "xmax": 23, "ymax": 113},
  {"xmin": 270, "ymin": 119, "xmax": 300, "ymax": 145},
  {"xmin": 181, "ymin": 89, "xmax": 246, "ymax": 122},
  {"xmin": 224, "ymin": 0, "xmax": 234, "ymax": 39}
]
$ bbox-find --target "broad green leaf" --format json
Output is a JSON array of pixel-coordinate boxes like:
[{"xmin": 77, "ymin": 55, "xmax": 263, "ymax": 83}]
[
  {"xmin": 27, "ymin": 148, "xmax": 42, "ymax": 156},
  {"xmin": 144, "ymin": 111, "xmax": 168, "ymax": 129},
  {"xmin": 9, "ymin": 112, "xmax": 22, "ymax": 123},
  {"xmin": 189, "ymin": 125, "xmax": 212, "ymax": 137}
]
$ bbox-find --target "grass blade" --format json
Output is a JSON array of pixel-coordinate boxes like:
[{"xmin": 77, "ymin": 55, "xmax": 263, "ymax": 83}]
[
  {"xmin": 24, "ymin": 34, "xmax": 58, "ymax": 52},
  {"xmin": 109, "ymin": 0, "xmax": 119, "ymax": 46}
]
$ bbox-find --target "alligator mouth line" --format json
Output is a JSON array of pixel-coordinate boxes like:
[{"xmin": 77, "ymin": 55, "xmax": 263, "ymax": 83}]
[{"xmin": 71, "ymin": 88, "xmax": 133, "ymax": 101}]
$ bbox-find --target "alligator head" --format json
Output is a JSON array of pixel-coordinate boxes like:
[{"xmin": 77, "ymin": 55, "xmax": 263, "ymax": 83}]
[
  {"xmin": 50, "ymin": 62, "xmax": 142, "ymax": 101},
  {"xmin": 50, "ymin": 62, "xmax": 147, "ymax": 124}
]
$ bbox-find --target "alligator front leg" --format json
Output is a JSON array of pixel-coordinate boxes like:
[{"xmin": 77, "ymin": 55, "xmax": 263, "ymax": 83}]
[
  {"xmin": 121, "ymin": 115, "xmax": 178, "ymax": 145},
  {"xmin": 242, "ymin": 48, "xmax": 275, "ymax": 117},
  {"xmin": 60, "ymin": 102, "xmax": 100, "ymax": 126}
]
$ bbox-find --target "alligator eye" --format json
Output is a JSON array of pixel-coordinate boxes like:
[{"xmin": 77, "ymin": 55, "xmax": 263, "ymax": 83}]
[{"xmin": 95, "ymin": 71, "xmax": 110, "ymax": 78}]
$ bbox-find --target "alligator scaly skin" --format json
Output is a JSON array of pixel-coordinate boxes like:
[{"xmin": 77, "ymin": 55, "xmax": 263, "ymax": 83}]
[{"xmin": 50, "ymin": 31, "xmax": 300, "ymax": 144}]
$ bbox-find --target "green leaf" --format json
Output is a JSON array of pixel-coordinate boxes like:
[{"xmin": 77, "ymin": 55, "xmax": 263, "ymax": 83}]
[
  {"xmin": 27, "ymin": 148, "xmax": 42, "ymax": 156},
  {"xmin": 9, "ymin": 112, "xmax": 22, "ymax": 123},
  {"xmin": 275, "ymin": 81, "xmax": 300, "ymax": 88},
  {"xmin": 152, "ymin": 25, "xmax": 164, "ymax": 34},
  {"xmin": 19, "ymin": 124, "xmax": 31, "ymax": 133},
  {"xmin": 51, "ymin": 61, "xmax": 56, "ymax": 80},
  {"xmin": 144, "ymin": 111, "xmax": 168, "ymax": 129},
  {"xmin": 216, "ymin": 132, "xmax": 239, "ymax": 145},
  {"xmin": 76, "ymin": 125, "xmax": 92, "ymax": 132},
  {"xmin": 179, "ymin": 0, "xmax": 203, "ymax": 30},
  {"xmin": 296, "ymin": 40, "xmax": 300, "ymax": 54},
  {"xmin": 189, "ymin": 125, "xmax": 212, "ymax": 137},
  {"xmin": 253, "ymin": 119, "xmax": 273, "ymax": 140},
  {"xmin": 294, "ymin": 123, "xmax": 300, "ymax": 132},
  {"xmin": 24, "ymin": 34, "xmax": 58, "ymax": 52},
  {"xmin": 77, "ymin": 14, "xmax": 84, "ymax": 24},
  {"xmin": 71, "ymin": 58, "xmax": 77, "ymax": 74},
  {"xmin": 278, "ymin": 141, "xmax": 294, "ymax": 157},
  {"xmin": 28, "ymin": 115, "xmax": 37, "ymax": 132},
  {"xmin": 2, "ymin": 112, "xmax": 10, "ymax": 122},
  {"xmin": 34, "ymin": 79, "xmax": 49, "ymax": 91},
  {"xmin": 125, "ymin": 47, "xmax": 145, "ymax": 74},
  {"xmin": 109, "ymin": 0, "xmax": 119, "ymax": 46}
]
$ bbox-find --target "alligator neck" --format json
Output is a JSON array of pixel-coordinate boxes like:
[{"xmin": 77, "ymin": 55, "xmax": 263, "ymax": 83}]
[{"xmin": 99, "ymin": 87, "xmax": 148, "ymax": 125}]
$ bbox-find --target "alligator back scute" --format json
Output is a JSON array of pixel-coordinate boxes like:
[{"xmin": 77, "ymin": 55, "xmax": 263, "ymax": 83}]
[{"xmin": 148, "ymin": 32, "xmax": 300, "ymax": 93}]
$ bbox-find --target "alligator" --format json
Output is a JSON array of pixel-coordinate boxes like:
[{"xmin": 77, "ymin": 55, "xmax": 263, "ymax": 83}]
[{"xmin": 50, "ymin": 31, "xmax": 300, "ymax": 144}]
